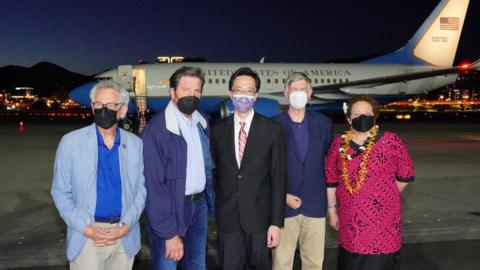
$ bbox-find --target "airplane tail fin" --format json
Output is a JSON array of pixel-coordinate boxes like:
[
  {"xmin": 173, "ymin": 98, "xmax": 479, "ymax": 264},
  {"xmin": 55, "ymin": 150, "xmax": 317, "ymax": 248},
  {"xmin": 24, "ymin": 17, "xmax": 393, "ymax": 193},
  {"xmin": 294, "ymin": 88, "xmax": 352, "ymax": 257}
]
[{"xmin": 364, "ymin": 0, "xmax": 470, "ymax": 67}]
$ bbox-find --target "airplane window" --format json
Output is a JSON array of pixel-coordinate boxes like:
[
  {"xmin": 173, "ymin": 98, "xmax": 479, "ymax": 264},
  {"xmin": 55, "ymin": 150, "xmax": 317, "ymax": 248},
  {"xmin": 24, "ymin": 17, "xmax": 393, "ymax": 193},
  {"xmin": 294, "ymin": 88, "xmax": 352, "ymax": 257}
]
[
  {"xmin": 314, "ymin": 78, "xmax": 318, "ymax": 83},
  {"xmin": 222, "ymin": 79, "xmax": 226, "ymax": 84},
  {"xmin": 283, "ymin": 79, "xmax": 286, "ymax": 84},
  {"xmin": 208, "ymin": 79, "xmax": 212, "ymax": 84},
  {"xmin": 267, "ymin": 79, "xmax": 271, "ymax": 84},
  {"xmin": 333, "ymin": 78, "xmax": 337, "ymax": 83},
  {"xmin": 275, "ymin": 79, "xmax": 278, "ymax": 84},
  {"xmin": 346, "ymin": 78, "xmax": 349, "ymax": 82},
  {"xmin": 327, "ymin": 78, "xmax": 330, "ymax": 84},
  {"xmin": 321, "ymin": 79, "xmax": 325, "ymax": 84},
  {"xmin": 215, "ymin": 79, "xmax": 219, "ymax": 84},
  {"xmin": 339, "ymin": 78, "xmax": 343, "ymax": 83}
]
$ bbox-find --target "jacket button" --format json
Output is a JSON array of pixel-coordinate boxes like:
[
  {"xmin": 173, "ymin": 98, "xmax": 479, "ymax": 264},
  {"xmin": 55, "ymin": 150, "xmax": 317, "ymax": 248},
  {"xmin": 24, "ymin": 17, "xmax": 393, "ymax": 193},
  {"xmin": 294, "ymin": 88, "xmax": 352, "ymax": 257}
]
[{"xmin": 238, "ymin": 174, "xmax": 242, "ymax": 179}]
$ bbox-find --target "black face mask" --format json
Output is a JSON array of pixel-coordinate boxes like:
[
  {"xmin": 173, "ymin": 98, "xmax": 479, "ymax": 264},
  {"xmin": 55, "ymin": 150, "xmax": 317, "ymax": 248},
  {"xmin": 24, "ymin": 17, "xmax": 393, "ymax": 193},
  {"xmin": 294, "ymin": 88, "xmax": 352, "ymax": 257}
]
[
  {"xmin": 94, "ymin": 107, "xmax": 118, "ymax": 129},
  {"xmin": 351, "ymin": 114, "xmax": 375, "ymax": 132},
  {"xmin": 177, "ymin": 96, "xmax": 200, "ymax": 115}
]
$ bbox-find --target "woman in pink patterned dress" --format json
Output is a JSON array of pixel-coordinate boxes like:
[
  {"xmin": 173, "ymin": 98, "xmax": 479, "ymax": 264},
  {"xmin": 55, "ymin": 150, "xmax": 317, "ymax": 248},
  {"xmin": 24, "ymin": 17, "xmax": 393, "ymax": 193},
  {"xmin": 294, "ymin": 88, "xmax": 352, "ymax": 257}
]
[{"xmin": 326, "ymin": 95, "xmax": 414, "ymax": 270}]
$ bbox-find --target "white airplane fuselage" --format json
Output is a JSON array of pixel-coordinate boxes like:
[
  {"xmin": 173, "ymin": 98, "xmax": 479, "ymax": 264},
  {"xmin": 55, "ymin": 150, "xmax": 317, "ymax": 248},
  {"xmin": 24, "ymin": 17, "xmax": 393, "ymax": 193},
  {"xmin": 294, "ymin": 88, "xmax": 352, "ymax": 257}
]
[{"xmin": 97, "ymin": 63, "xmax": 458, "ymax": 104}]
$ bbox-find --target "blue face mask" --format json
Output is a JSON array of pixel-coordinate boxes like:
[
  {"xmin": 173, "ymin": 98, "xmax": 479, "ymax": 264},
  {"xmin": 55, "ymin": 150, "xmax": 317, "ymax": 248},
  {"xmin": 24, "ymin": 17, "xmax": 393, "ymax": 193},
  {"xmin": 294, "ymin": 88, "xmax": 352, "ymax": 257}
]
[{"xmin": 232, "ymin": 95, "xmax": 255, "ymax": 113}]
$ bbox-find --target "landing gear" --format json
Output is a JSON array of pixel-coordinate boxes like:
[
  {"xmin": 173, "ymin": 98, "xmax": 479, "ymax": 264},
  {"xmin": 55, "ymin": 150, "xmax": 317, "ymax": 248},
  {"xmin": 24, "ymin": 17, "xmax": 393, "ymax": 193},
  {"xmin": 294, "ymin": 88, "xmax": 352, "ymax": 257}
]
[{"xmin": 135, "ymin": 96, "xmax": 147, "ymax": 134}]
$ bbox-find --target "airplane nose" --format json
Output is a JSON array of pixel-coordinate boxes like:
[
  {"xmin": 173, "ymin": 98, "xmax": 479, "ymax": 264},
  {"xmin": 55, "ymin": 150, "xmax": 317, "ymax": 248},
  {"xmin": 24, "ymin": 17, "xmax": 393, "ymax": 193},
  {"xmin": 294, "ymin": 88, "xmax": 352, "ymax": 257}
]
[{"xmin": 69, "ymin": 82, "xmax": 96, "ymax": 107}]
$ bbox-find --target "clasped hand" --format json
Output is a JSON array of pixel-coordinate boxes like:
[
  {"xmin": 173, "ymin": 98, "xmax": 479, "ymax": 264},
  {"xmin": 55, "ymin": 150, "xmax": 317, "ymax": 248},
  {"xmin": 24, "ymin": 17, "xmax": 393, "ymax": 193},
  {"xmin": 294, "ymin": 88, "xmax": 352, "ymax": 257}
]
[{"xmin": 84, "ymin": 224, "xmax": 128, "ymax": 247}]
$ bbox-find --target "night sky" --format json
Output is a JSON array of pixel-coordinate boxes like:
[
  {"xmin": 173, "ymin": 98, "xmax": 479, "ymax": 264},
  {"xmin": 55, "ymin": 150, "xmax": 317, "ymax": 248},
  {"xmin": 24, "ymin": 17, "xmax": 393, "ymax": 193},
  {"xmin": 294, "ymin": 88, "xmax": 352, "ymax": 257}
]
[{"xmin": 1, "ymin": 0, "xmax": 479, "ymax": 75}]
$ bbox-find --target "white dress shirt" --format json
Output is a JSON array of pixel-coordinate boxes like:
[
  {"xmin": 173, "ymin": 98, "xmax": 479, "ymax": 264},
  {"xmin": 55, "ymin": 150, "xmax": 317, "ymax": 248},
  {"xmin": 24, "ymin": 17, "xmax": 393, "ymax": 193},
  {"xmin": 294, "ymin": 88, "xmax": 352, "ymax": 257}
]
[{"xmin": 234, "ymin": 110, "xmax": 255, "ymax": 168}]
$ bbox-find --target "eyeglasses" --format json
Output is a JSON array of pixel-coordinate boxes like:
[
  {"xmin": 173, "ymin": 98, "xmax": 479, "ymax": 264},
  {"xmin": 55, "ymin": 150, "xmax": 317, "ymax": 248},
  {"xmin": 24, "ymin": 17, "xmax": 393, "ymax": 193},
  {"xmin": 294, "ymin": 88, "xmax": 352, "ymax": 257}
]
[
  {"xmin": 290, "ymin": 88, "xmax": 308, "ymax": 92},
  {"xmin": 231, "ymin": 89, "xmax": 257, "ymax": 96},
  {"xmin": 91, "ymin": 102, "xmax": 124, "ymax": 111}
]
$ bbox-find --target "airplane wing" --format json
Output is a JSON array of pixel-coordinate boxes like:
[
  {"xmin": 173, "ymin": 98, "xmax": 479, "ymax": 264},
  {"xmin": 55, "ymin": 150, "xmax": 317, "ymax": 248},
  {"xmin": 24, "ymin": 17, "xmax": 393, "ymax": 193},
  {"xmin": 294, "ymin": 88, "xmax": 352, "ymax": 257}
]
[
  {"xmin": 473, "ymin": 58, "xmax": 480, "ymax": 70},
  {"xmin": 311, "ymin": 65, "xmax": 465, "ymax": 94}
]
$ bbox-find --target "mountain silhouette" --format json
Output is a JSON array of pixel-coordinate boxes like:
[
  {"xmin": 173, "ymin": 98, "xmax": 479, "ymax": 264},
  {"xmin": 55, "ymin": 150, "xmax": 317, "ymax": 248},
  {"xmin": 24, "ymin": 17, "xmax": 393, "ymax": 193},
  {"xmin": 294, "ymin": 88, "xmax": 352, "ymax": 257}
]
[{"xmin": 0, "ymin": 62, "xmax": 92, "ymax": 97}]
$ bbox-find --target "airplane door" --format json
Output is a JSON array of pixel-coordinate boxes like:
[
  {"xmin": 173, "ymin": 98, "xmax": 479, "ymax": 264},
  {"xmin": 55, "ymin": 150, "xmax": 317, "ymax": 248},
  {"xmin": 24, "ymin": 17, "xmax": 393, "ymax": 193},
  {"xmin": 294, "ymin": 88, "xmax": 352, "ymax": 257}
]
[
  {"xmin": 133, "ymin": 68, "xmax": 146, "ymax": 96},
  {"xmin": 118, "ymin": 65, "xmax": 134, "ymax": 91}
]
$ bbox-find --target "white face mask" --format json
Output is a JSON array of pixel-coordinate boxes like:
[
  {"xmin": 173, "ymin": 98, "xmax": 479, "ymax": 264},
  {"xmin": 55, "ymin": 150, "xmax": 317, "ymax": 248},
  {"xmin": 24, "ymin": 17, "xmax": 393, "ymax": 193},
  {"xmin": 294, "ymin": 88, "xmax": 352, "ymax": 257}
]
[{"xmin": 289, "ymin": 91, "xmax": 308, "ymax": 110}]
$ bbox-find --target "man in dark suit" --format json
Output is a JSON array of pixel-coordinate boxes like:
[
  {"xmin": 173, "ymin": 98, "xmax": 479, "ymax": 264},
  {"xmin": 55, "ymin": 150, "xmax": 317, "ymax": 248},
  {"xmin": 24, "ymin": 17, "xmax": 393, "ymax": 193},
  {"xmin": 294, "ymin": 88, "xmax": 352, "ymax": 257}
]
[{"xmin": 211, "ymin": 67, "xmax": 287, "ymax": 270}]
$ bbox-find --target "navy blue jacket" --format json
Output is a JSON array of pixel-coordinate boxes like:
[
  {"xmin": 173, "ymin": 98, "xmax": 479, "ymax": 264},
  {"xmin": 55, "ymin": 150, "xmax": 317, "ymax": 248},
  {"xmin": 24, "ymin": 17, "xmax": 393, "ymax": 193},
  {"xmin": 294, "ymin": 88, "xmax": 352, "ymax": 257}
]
[
  {"xmin": 274, "ymin": 110, "xmax": 333, "ymax": 218},
  {"xmin": 142, "ymin": 101, "xmax": 215, "ymax": 240}
]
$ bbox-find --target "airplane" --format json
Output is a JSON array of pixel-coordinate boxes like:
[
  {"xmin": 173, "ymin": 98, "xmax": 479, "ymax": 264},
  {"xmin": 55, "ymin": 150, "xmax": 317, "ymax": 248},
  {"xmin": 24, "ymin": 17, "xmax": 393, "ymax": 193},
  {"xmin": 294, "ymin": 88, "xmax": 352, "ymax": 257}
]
[{"xmin": 70, "ymin": 0, "xmax": 479, "ymax": 126}]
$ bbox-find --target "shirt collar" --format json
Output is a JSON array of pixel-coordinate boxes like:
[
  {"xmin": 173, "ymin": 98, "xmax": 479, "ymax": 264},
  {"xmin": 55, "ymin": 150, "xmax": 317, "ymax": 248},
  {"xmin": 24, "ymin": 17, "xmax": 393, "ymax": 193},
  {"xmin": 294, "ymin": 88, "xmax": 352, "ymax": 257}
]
[
  {"xmin": 288, "ymin": 111, "xmax": 308, "ymax": 125},
  {"xmin": 96, "ymin": 126, "xmax": 121, "ymax": 147},
  {"xmin": 234, "ymin": 109, "xmax": 255, "ymax": 127},
  {"xmin": 173, "ymin": 103, "xmax": 201, "ymax": 127}
]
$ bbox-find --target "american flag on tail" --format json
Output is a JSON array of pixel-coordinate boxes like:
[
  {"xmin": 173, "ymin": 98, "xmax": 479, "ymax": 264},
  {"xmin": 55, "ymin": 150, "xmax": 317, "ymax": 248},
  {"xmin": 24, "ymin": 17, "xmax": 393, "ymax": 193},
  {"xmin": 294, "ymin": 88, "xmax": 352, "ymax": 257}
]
[{"xmin": 440, "ymin": 17, "xmax": 459, "ymax": 31}]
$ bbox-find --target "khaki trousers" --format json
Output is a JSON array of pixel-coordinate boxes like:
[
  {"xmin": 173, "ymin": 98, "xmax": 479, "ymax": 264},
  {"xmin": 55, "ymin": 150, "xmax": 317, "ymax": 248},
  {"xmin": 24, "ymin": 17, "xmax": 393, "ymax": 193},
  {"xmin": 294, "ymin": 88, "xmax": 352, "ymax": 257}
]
[
  {"xmin": 70, "ymin": 223, "xmax": 134, "ymax": 270},
  {"xmin": 273, "ymin": 215, "xmax": 325, "ymax": 270}
]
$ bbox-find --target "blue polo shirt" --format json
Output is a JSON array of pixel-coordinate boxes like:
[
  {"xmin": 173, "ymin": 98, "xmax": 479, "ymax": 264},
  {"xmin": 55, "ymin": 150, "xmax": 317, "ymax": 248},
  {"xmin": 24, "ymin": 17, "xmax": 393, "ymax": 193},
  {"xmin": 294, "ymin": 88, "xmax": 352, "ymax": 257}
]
[
  {"xmin": 290, "ymin": 114, "xmax": 309, "ymax": 161},
  {"xmin": 94, "ymin": 127, "xmax": 122, "ymax": 220},
  {"xmin": 275, "ymin": 111, "xmax": 333, "ymax": 218}
]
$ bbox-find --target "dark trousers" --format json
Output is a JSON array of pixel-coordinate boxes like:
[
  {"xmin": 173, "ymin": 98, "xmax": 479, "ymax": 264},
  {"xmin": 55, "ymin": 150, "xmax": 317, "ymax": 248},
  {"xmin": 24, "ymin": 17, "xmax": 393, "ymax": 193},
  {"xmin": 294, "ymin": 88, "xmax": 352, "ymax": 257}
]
[
  {"xmin": 146, "ymin": 195, "xmax": 208, "ymax": 270},
  {"xmin": 337, "ymin": 246, "xmax": 400, "ymax": 270},
  {"xmin": 218, "ymin": 229, "xmax": 271, "ymax": 270}
]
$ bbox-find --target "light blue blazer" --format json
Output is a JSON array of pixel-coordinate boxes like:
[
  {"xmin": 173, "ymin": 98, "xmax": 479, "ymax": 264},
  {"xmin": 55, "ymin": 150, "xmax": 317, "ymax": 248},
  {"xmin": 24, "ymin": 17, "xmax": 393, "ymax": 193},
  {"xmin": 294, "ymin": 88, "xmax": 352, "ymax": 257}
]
[{"xmin": 51, "ymin": 123, "xmax": 146, "ymax": 261}]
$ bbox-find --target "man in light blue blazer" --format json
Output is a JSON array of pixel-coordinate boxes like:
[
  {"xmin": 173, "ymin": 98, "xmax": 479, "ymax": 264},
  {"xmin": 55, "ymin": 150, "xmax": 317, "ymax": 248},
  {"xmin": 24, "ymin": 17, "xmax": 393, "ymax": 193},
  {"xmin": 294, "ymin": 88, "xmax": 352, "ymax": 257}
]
[{"xmin": 51, "ymin": 80, "xmax": 146, "ymax": 270}]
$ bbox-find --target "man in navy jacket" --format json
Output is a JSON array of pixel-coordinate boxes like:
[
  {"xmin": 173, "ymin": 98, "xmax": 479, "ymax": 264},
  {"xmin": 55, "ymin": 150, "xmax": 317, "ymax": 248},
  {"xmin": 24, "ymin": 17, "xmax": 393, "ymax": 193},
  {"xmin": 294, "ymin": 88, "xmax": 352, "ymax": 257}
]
[
  {"xmin": 142, "ymin": 66, "xmax": 214, "ymax": 270},
  {"xmin": 273, "ymin": 72, "xmax": 333, "ymax": 270}
]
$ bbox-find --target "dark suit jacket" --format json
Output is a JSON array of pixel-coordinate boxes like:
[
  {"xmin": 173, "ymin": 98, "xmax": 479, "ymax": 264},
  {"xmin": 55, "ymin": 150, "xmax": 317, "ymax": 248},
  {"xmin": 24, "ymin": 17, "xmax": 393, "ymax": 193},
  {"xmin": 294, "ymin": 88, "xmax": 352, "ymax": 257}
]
[
  {"xmin": 274, "ymin": 111, "xmax": 333, "ymax": 218},
  {"xmin": 211, "ymin": 113, "xmax": 287, "ymax": 234}
]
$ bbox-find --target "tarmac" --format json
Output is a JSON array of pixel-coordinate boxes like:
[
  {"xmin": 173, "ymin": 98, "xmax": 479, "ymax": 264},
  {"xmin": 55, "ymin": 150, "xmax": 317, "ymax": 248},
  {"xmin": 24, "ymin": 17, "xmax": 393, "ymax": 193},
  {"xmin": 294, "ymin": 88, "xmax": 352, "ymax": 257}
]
[{"xmin": 1, "ymin": 118, "xmax": 479, "ymax": 269}]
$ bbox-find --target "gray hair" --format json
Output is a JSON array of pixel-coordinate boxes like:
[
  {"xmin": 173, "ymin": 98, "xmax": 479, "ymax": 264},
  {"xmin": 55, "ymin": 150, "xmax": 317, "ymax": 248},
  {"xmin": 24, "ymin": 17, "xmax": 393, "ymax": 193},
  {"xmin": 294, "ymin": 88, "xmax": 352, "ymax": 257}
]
[
  {"xmin": 89, "ymin": 80, "xmax": 130, "ymax": 105},
  {"xmin": 285, "ymin": 72, "xmax": 311, "ymax": 89}
]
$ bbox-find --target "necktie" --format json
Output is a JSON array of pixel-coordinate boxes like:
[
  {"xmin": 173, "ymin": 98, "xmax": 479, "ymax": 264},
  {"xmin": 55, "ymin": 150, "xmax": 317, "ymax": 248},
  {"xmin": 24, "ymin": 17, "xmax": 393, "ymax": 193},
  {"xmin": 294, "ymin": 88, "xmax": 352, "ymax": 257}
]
[{"xmin": 238, "ymin": 122, "xmax": 247, "ymax": 162}]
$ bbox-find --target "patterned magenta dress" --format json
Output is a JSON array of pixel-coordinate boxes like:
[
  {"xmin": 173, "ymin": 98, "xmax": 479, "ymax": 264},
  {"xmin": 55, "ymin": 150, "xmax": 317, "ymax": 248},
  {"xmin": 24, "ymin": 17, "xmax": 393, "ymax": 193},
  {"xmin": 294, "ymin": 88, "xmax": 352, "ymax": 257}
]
[{"xmin": 326, "ymin": 131, "xmax": 415, "ymax": 258}]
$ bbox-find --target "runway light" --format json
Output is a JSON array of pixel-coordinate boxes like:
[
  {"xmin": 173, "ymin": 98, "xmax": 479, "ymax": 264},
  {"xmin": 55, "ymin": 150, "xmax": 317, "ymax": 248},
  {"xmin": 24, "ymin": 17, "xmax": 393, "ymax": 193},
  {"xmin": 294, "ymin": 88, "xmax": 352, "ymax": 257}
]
[
  {"xmin": 18, "ymin": 121, "xmax": 25, "ymax": 133},
  {"xmin": 404, "ymin": 114, "xmax": 411, "ymax": 119},
  {"xmin": 458, "ymin": 61, "xmax": 471, "ymax": 73},
  {"xmin": 396, "ymin": 114, "xmax": 404, "ymax": 119}
]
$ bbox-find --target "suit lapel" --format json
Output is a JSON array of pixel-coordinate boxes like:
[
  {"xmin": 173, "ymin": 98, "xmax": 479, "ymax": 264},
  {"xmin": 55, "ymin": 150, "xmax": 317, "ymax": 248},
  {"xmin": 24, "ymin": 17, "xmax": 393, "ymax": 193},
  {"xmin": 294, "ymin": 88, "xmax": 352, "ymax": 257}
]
[
  {"xmin": 118, "ymin": 129, "xmax": 127, "ymax": 215},
  {"xmin": 305, "ymin": 112, "xmax": 318, "ymax": 160},
  {"xmin": 240, "ymin": 113, "xmax": 260, "ymax": 169},
  {"xmin": 224, "ymin": 116, "xmax": 238, "ymax": 170},
  {"xmin": 85, "ymin": 124, "xmax": 99, "ymax": 199}
]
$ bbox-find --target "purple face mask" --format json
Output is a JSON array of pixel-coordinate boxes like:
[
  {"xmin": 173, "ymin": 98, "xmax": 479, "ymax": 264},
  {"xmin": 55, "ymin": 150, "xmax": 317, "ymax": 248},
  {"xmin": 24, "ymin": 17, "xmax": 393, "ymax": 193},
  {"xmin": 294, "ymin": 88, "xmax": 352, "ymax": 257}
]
[{"xmin": 232, "ymin": 94, "xmax": 256, "ymax": 113}]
